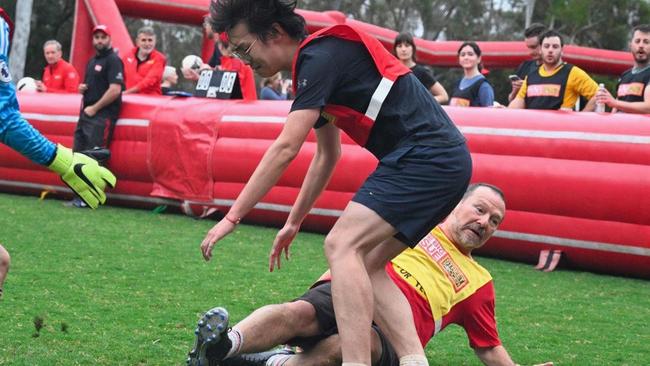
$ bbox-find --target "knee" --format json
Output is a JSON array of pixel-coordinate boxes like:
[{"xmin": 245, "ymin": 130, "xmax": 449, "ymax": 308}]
[
  {"xmin": 284, "ymin": 300, "xmax": 319, "ymax": 333},
  {"xmin": 0, "ymin": 245, "xmax": 10, "ymax": 270},
  {"xmin": 323, "ymin": 234, "xmax": 355, "ymax": 263}
]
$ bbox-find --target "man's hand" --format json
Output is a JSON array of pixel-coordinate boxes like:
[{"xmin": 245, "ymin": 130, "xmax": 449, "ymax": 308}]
[
  {"xmin": 269, "ymin": 223, "xmax": 300, "ymax": 272},
  {"xmin": 83, "ymin": 105, "xmax": 97, "ymax": 117},
  {"xmin": 35, "ymin": 80, "xmax": 46, "ymax": 92},
  {"xmin": 200, "ymin": 218, "xmax": 237, "ymax": 261},
  {"xmin": 595, "ymin": 87, "xmax": 616, "ymax": 108},
  {"xmin": 78, "ymin": 83, "xmax": 88, "ymax": 93},
  {"xmin": 48, "ymin": 144, "xmax": 117, "ymax": 209}
]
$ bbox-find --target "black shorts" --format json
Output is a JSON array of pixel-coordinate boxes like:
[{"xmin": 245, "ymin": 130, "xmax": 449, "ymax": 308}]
[
  {"xmin": 353, "ymin": 143, "xmax": 472, "ymax": 247},
  {"xmin": 289, "ymin": 282, "xmax": 399, "ymax": 366}
]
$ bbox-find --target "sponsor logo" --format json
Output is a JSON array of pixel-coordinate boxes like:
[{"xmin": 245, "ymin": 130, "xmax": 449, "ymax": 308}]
[
  {"xmin": 115, "ymin": 72, "xmax": 123, "ymax": 81},
  {"xmin": 617, "ymin": 82, "xmax": 644, "ymax": 97},
  {"xmin": 0, "ymin": 60, "xmax": 11, "ymax": 83},
  {"xmin": 418, "ymin": 233, "xmax": 469, "ymax": 292},
  {"xmin": 527, "ymin": 83, "xmax": 562, "ymax": 97},
  {"xmin": 54, "ymin": 75, "xmax": 62, "ymax": 79},
  {"xmin": 95, "ymin": 64, "xmax": 103, "ymax": 72},
  {"xmin": 297, "ymin": 78, "xmax": 308, "ymax": 89}
]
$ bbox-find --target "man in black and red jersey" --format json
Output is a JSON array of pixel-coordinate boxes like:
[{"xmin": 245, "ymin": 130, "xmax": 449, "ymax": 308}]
[
  {"xmin": 197, "ymin": 1, "xmax": 471, "ymax": 366},
  {"xmin": 188, "ymin": 184, "xmax": 553, "ymax": 366},
  {"xmin": 595, "ymin": 24, "xmax": 650, "ymax": 114}
]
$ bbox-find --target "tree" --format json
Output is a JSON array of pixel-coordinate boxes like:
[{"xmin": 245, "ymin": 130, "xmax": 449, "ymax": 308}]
[{"xmin": 8, "ymin": 0, "xmax": 33, "ymax": 81}]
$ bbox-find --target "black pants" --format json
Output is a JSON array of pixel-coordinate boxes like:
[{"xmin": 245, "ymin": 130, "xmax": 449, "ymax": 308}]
[{"xmin": 73, "ymin": 111, "xmax": 116, "ymax": 153}]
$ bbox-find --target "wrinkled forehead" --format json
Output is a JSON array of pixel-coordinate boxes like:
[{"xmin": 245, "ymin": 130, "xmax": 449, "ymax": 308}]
[
  {"xmin": 632, "ymin": 30, "xmax": 650, "ymax": 41},
  {"xmin": 464, "ymin": 188, "xmax": 506, "ymax": 216}
]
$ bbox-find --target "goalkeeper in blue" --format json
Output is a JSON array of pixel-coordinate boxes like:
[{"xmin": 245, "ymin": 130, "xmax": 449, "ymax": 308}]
[{"xmin": 0, "ymin": 8, "xmax": 115, "ymax": 209}]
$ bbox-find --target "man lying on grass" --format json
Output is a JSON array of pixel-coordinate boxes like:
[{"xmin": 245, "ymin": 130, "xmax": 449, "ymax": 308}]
[{"xmin": 187, "ymin": 183, "xmax": 553, "ymax": 366}]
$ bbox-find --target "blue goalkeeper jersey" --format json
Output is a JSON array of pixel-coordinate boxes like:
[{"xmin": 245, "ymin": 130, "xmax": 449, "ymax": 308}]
[{"xmin": 0, "ymin": 12, "xmax": 56, "ymax": 166}]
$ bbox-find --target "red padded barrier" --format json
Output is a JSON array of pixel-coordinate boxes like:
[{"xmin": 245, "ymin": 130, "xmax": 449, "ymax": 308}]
[{"xmin": 3, "ymin": 92, "xmax": 649, "ymax": 278}]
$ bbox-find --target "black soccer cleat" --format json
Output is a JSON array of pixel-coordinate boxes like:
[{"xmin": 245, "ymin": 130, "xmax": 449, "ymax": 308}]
[
  {"xmin": 187, "ymin": 307, "xmax": 232, "ymax": 366},
  {"xmin": 221, "ymin": 348, "xmax": 295, "ymax": 366}
]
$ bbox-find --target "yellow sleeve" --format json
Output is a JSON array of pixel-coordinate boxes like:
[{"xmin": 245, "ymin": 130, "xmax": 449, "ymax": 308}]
[
  {"xmin": 568, "ymin": 67, "xmax": 599, "ymax": 100},
  {"xmin": 516, "ymin": 78, "xmax": 528, "ymax": 99}
]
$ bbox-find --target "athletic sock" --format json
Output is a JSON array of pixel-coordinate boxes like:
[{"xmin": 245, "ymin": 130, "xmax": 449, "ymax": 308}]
[
  {"xmin": 224, "ymin": 329, "xmax": 244, "ymax": 359},
  {"xmin": 266, "ymin": 353, "xmax": 292, "ymax": 366},
  {"xmin": 399, "ymin": 355, "xmax": 429, "ymax": 366}
]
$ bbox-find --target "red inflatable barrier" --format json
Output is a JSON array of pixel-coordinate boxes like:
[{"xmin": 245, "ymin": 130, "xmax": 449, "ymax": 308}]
[{"xmin": 3, "ymin": 92, "xmax": 649, "ymax": 279}]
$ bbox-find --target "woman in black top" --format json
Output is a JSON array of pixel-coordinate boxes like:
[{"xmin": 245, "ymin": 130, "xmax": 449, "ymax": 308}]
[{"xmin": 393, "ymin": 32, "xmax": 449, "ymax": 104}]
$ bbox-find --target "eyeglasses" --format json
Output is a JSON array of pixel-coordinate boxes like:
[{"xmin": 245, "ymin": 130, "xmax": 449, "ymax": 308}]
[{"xmin": 231, "ymin": 38, "xmax": 258, "ymax": 62}]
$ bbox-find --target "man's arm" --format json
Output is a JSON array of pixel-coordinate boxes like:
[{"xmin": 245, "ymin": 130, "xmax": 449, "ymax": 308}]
[
  {"xmin": 269, "ymin": 121, "xmax": 341, "ymax": 270},
  {"xmin": 84, "ymin": 83, "xmax": 121, "ymax": 116},
  {"xmin": 63, "ymin": 64, "xmax": 80, "ymax": 93},
  {"xmin": 200, "ymin": 109, "xmax": 320, "ymax": 260},
  {"xmin": 475, "ymin": 345, "xmax": 516, "ymax": 366},
  {"xmin": 508, "ymin": 79, "xmax": 527, "ymax": 109},
  {"xmin": 598, "ymin": 83, "xmax": 650, "ymax": 114}
]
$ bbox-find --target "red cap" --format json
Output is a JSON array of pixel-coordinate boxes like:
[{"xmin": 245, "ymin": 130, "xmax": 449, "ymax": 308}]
[{"xmin": 92, "ymin": 24, "xmax": 111, "ymax": 37}]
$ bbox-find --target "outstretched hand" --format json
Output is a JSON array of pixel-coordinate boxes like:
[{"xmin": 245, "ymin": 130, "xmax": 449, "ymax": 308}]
[
  {"xmin": 200, "ymin": 219, "xmax": 237, "ymax": 261},
  {"xmin": 269, "ymin": 223, "xmax": 300, "ymax": 272}
]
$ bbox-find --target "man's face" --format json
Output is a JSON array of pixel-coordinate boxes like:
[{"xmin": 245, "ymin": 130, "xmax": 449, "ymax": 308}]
[
  {"xmin": 136, "ymin": 33, "xmax": 156, "ymax": 56},
  {"xmin": 524, "ymin": 36, "xmax": 541, "ymax": 61},
  {"xmin": 92, "ymin": 32, "xmax": 111, "ymax": 52},
  {"xmin": 228, "ymin": 22, "xmax": 285, "ymax": 77},
  {"xmin": 541, "ymin": 36, "xmax": 563, "ymax": 67},
  {"xmin": 395, "ymin": 42, "xmax": 414, "ymax": 62},
  {"xmin": 445, "ymin": 187, "xmax": 506, "ymax": 253},
  {"xmin": 43, "ymin": 44, "xmax": 62, "ymax": 65},
  {"xmin": 630, "ymin": 30, "xmax": 650, "ymax": 65}
]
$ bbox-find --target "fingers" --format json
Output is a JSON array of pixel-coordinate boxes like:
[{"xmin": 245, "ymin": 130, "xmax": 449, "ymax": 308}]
[{"xmin": 100, "ymin": 167, "xmax": 117, "ymax": 188}]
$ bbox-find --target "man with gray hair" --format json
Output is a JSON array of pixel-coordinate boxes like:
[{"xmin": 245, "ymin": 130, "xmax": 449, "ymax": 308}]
[
  {"xmin": 36, "ymin": 39, "xmax": 79, "ymax": 93},
  {"xmin": 121, "ymin": 26, "xmax": 166, "ymax": 95}
]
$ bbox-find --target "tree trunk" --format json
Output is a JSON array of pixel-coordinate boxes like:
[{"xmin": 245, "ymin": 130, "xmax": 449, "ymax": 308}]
[
  {"xmin": 525, "ymin": 0, "xmax": 535, "ymax": 28},
  {"xmin": 8, "ymin": 0, "xmax": 33, "ymax": 82}
]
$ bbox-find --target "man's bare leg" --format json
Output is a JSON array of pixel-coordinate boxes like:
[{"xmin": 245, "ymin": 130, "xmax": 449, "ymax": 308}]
[
  {"xmin": 324, "ymin": 202, "xmax": 425, "ymax": 365},
  {"xmin": 0, "ymin": 245, "xmax": 10, "ymax": 299},
  {"xmin": 283, "ymin": 330, "xmax": 385, "ymax": 366}
]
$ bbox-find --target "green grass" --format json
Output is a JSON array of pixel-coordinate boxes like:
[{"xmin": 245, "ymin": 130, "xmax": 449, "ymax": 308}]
[{"xmin": 0, "ymin": 192, "xmax": 649, "ymax": 365}]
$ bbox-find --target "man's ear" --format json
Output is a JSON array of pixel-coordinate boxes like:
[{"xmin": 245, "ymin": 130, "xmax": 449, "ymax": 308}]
[{"xmin": 269, "ymin": 23, "xmax": 287, "ymax": 40}]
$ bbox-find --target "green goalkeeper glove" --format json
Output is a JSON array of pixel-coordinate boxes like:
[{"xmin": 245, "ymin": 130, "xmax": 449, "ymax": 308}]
[{"xmin": 48, "ymin": 144, "xmax": 117, "ymax": 209}]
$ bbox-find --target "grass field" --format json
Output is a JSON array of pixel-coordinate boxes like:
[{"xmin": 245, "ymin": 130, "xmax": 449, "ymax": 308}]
[{"xmin": 0, "ymin": 192, "xmax": 649, "ymax": 365}]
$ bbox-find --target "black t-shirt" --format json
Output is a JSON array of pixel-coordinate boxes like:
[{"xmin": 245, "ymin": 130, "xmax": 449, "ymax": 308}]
[
  {"xmin": 410, "ymin": 64, "xmax": 437, "ymax": 90},
  {"xmin": 515, "ymin": 60, "xmax": 539, "ymax": 79},
  {"xmin": 290, "ymin": 37, "xmax": 464, "ymax": 159},
  {"xmin": 83, "ymin": 48, "xmax": 124, "ymax": 118}
]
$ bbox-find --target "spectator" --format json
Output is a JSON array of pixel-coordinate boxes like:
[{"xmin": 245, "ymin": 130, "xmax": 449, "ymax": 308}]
[
  {"xmin": 203, "ymin": 14, "xmax": 222, "ymax": 69},
  {"xmin": 508, "ymin": 23, "xmax": 546, "ymax": 101},
  {"xmin": 36, "ymin": 40, "xmax": 80, "ymax": 93},
  {"xmin": 596, "ymin": 24, "xmax": 650, "ymax": 114},
  {"xmin": 509, "ymin": 30, "xmax": 599, "ymax": 111},
  {"xmin": 0, "ymin": 244, "xmax": 9, "ymax": 300},
  {"xmin": 67, "ymin": 24, "xmax": 124, "ymax": 208},
  {"xmin": 122, "ymin": 26, "xmax": 166, "ymax": 95},
  {"xmin": 184, "ymin": 20, "xmax": 257, "ymax": 100},
  {"xmin": 260, "ymin": 72, "xmax": 289, "ymax": 100},
  {"xmin": 161, "ymin": 65, "xmax": 193, "ymax": 97},
  {"xmin": 393, "ymin": 32, "xmax": 448, "ymax": 104},
  {"xmin": 450, "ymin": 42, "xmax": 495, "ymax": 107}
]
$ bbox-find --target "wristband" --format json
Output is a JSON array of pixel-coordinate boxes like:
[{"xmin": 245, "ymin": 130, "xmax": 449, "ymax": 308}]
[{"xmin": 224, "ymin": 214, "xmax": 241, "ymax": 225}]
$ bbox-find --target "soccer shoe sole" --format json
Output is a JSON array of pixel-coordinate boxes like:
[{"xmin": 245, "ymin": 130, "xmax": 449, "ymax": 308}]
[{"xmin": 187, "ymin": 307, "xmax": 229, "ymax": 366}]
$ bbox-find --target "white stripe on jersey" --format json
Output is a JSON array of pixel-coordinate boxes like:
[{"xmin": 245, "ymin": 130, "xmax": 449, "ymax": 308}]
[{"xmin": 0, "ymin": 18, "xmax": 9, "ymax": 58}]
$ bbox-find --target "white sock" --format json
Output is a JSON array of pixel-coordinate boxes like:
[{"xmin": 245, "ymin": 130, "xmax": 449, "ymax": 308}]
[
  {"xmin": 399, "ymin": 355, "xmax": 429, "ymax": 366},
  {"xmin": 266, "ymin": 353, "xmax": 292, "ymax": 366},
  {"xmin": 224, "ymin": 329, "xmax": 243, "ymax": 359}
]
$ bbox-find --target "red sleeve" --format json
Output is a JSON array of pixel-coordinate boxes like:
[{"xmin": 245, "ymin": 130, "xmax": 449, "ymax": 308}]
[
  {"xmin": 458, "ymin": 281, "xmax": 501, "ymax": 348},
  {"xmin": 135, "ymin": 51, "xmax": 165, "ymax": 93},
  {"xmin": 63, "ymin": 63, "xmax": 80, "ymax": 93}
]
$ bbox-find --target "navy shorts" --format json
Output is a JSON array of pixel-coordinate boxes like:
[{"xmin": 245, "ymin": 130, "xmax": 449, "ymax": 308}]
[
  {"xmin": 289, "ymin": 282, "xmax": 399, "ymax": 366},
  {"xmin": 352, "ymin": 143, "xmax": 472, "ymax": 247}
]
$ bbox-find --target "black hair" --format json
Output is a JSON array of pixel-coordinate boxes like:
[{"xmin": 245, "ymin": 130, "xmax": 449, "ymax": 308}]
[
  {"xmin": 457, "ymin": 41, "xmax": 483, "ymax": 71},
  {"xmin": 462, "ymin": 183, "xmax": 505, "ymax": 203},
  {"xmin": 393, "ymin": 32, "xmax": 417, "ymax": 62},
  {"xmin": 540, "ymin": 30, "xmax": 564, "ymax": 47},
  {"xmin": 633, "ymin": 24, "xmax": 650, "ymax": 36},
  {"xmin": 524, "ymin": 23, "xmax": 547, "ymax": 39},
  {"xmin": 209, "ymin": 0, "xmax": 307, "ymax": 42}
]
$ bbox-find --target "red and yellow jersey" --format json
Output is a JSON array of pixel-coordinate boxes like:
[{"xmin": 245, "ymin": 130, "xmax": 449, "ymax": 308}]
[
  {"xmin": 389, "ymin": 226, "xmax": 501, "ymax": 348},
  {"xmin": 42, "ymin": 59, "xmax": 80, "ymax": 93}
]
